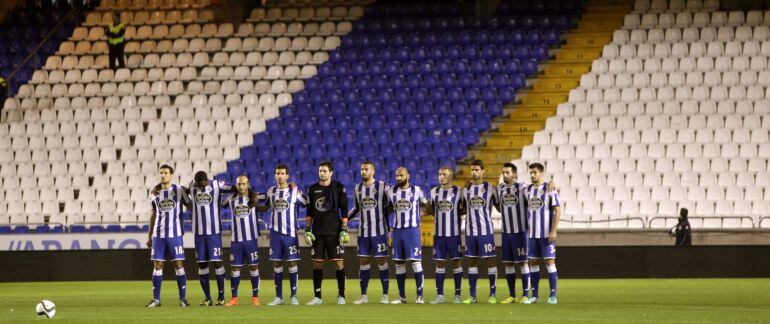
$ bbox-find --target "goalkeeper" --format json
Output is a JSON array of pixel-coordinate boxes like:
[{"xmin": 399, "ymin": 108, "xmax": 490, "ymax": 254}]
[{"xmin": 304, "ymin": 161, "xmax": 350, "ymax": 305}]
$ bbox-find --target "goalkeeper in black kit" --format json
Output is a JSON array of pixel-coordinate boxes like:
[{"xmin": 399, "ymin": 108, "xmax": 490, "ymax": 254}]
[{"xmin": 304, "ymin": 161, "xmax": 350, "ymax": 305}]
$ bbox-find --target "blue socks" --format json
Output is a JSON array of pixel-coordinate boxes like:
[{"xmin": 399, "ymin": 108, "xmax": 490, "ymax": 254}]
[
  {"xmin": 488, "ymin": 267, "xmax": 497, "ymax": 296},
  {"xmin": 379, "ymin": 263, "xmax": 390, "ymax": 295},
  {"xmin": 289, "ymin": 266, "xmax": 299, "ymax": 298},
  {"xmin": 531, "ymin": 265, "xmax": 541, "ymax": 299},
  {"xmin": 152, "ymin": 269, "xmax": 162, "ymax": 301},
  {"xmin": 395, "ymin": 264, "xmax": 406, "ymax": 299},
  {"xmin": 521, "ymin": 265, "xmax": 531, "ymax": 298},
  {"xmin": 413, "ymin": 262, "xmax": 424, "ymax": 297},
  {"xmin": 468, "ymin": 267, "xmax": 478, "ymax": 298},
  {"xmin": 360, "ymin": 264, "xmax": 371, "ymax": 295},
  {"xmin": 547, "ymin": 264, "xmax": 558, "ymax": 298},
  {"xmin": 198, "ymin": 268, "xmax": 211, "ymax": 300},
  {"xmin": 505, "ymin": 266, "xmax": 516, "ymax": 297},
  {"xmin": 250, "ymin": 269, "xmax": 260, "ymax": 297},
  {"xmin": 231, "ymin": 270, "xmax": 241, "ymax": 297},
  {"xmin": 453, "ymin": 268, "xmax": 463, "ymax": 296},
  {"xmin": 273, "ymin": 267, "xmax": 284, "ymax": 299},
  {"xmin": 175, "ymin": 268, "xmax": 187, "ymax": 301},
  {"xmin": 435, "ymin": 267, "xmax": 445, "ymax": 296},
  {"xmin": 215, "ymin": 267, "xmax": 226, "ymax": 301}
]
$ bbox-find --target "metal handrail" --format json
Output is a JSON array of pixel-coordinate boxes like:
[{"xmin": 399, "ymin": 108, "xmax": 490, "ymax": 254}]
[
  {"xmin": 647, "ymin": 215, "xmax": 755, "ymax": 228},
  {"xmin": 758, "ymin": 217, "xmax": 770, "ymax": 228},
  {"xmin": 5, "ymin": 8, "xmax": 76, "ymax": 98},
  {"xmin": 562, "ymin": 216, "xmax": 647, "ymax": 228}
]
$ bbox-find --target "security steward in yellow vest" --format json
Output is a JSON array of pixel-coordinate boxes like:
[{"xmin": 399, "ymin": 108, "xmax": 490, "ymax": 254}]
[{"xmin": 107, "ymin": 12, "xmax": 126, "ymax": 70}]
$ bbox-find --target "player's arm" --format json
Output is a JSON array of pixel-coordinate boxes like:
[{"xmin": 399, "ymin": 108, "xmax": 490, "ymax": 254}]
[
  {"xmin": 181, "ymin": 186, "xmax": 193, "ymax": 210},
  {"xmin": 491, "ymin": 186, "xmax": 502, "ymax": 212},
  {"xmin": 255, "ymin": 192, "xmax": 271, "ymax": 212},
  {"xmin": 549, "ymin": 192, "xmax": 561, "ymax": 243},
  {"xmin": 347, "ymin": 189, "xmax": 361, "ymax": 219},
  {"xmin": 549, "ymin": 205, "xmax": 561, "ymax": 243},
  {"xmin": 546, "ymin": 180, "xmax": 557, "ymax": 193},
  {"xmin": 338, "ymin": 185, "xmax": 349, "ymax": 227},
  {"xmin": 338, "ymin": 184, "xmax": 350, "ymax": 243},
  {"xmin": 146, "ymin": 204, "xmax": 156, "ymax": 248}
]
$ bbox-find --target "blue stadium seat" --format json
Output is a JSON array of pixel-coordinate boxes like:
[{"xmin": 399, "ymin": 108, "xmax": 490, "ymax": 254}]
[
  {"xmin": 105, "ymin": 225, "xmax": 122, "ymax": 233},
  {"xmin": 70, "ymin": 225, "xmax": 87, "ymax": 233}
]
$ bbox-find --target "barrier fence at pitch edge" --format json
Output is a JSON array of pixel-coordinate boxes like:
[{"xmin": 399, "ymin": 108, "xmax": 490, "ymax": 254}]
[{"xmin": 2, "ymin": 245, "xmax": 770, "ymax": 281}]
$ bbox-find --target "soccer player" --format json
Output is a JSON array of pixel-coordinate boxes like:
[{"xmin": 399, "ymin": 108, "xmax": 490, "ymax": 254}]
[
  {"xmin": 521, "ymin": 162, "xmax": 561, "ymax": 305},
  {"xmin": 496, "ymin": 162, "xmax": 532, "ymax": 304},
  {"xmin": 427, "ymin": 166, "xmax": 465, "ymax": 304},
  {"xmin": 305, "ymin": 161, "xmax": 349, "ymax": 305},
  {"xmin": 188, "ymin": 171, "xmax": 235, "ymax": 306},
  {"xmin": 224, "ymin": 175, "xmax": 262, "ymax": 306},
  {"xmin": 462, "ymin": 160, "xmax": 499, "ymax": 304},
  {"xmin": 348, "ymin": 161, "xmax": 393, "ymax": 305},
  {"xmin": 388, "ymin": 167, "xmax": 428, "ymax": 304},
  {"xmin": 256, "ymin": 164, "xmax": 306, "ymax": 306},
  {"xmin": 146, "ymin": 165, "xmax": 191, "ymax": 307}
]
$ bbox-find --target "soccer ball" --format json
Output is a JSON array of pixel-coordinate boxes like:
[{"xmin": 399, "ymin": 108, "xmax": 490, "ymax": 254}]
[{"xmin": 35, "ymin": 300, "xmax": 56, "ymax": 318}]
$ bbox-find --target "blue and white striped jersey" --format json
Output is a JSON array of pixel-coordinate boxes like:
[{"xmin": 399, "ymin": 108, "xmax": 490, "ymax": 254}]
[
  {"xmin": 463, "ymin": 182, "xmax": 497, "ymax": 237},
  {"xmin": 266, "ymin": 186, "xmax": 307, "ymax": 237},
  {"xmin": 151, "ymin": 184, "xmax": 189, "ymax": 238},
  {"xmin": 497, "ymin": 182, "xmax": 529, "ymax": 234},
  {"xmin": 525, "ymin": 182, "xmax": 561, "ymax": 239},
  {"xmin": 189, "ymin": 180, "xmax": 232, "ymax": 236},
  {"xmin": 228, "ymin": 195, "xmax": 259, "ymax": 243},
  {"xmin": 430, "ymin": 185, "xmax": 463, "ymax": 237},
  {"xmin": 388, "ymin": 185, "xmax": 427, "ymax": 229},
  {"xmin": 350, "ymin": 180, "xmax": 391, "ymax": 237}
]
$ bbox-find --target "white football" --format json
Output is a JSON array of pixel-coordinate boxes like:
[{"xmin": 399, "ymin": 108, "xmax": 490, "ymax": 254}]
[{"xmin": 35, "ymin": 300, "xmax": 56, "ymax": 318}]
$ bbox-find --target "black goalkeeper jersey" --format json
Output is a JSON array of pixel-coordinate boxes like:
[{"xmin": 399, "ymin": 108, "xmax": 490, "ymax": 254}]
[{"xmin": 307, "ymin": 181, "xmax": 349, "ymax": 236}]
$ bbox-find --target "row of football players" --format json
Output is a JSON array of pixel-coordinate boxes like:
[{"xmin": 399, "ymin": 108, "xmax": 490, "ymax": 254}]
[{"xmin": 143, "ymin": 159, "xmax": 561, "ymax": 307}]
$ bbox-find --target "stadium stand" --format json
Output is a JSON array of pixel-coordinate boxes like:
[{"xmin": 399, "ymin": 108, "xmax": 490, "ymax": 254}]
[
  {"xmin": 2, "ymin": 0, "xmax": 769, "ymax": 236},
  {"xmin": 0, "ymin": 2, "xmax": 85, "ymax": 96},
  {"xmin": 0, "ymin": 0, "xmax": 367, "ymax": 233},
  {"xmin": 515, "ymin": 0, "xmax": 767, "ymax": 229}
]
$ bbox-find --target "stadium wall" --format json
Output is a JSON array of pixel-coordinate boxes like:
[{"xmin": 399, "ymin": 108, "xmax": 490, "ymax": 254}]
[{"xmin": 2, "ymin": 245, "xmax": 769, "ymax": 282}]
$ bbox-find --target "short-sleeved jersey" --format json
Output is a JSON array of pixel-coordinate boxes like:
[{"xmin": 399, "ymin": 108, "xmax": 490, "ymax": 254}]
[
  {"xmin": 525, "ymin": 182, "xmax": 561, "ymax": 239},
  {"xmin": 228, "ymin": 195, "xmax": 259, "ymax": 243},
  {"xmin": 350, "ymin": 180, "xmax": 391, "ymax": 237},
  {"xmin": 151, "ymin": 184, "xmax": 189, "ymax": 238},
  {"xmin": 463, "ymin": 182, "xmax": 497, "ymax": 237},
  {"xmin": 266, "ymin": 186, "xmax": 307, "ymax": 237},
  {"xmin": 388, "ymin": 185, "xmax": 427, "ymax": 229},
  {"xmin": 189, "ymin": 180, "xmax": 232, "ymax": 236},
  {"xmin": 497, "ymin": 182, "xmax": 529, "ymax": 234},
  {"xmin": 430, "ymin": 185, "xmax": 463, "ymax": 237}
]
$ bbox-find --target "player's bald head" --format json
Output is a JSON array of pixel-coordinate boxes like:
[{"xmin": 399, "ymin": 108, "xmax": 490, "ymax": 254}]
[
  {"xmin": 236, "ymin": 175, "xmax": 250, "ymax": 194},
  {"xmin": 395, "ymin": 167, "xmax": 410, "ymax": 188}
]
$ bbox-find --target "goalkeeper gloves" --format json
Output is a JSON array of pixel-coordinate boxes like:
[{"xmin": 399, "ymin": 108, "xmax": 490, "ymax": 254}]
[
  {"xmin": 304, "ymin": 226, "xmax": 315, "ymax": 245},
  {"xmin": 339, "ymin": 225, "xmax": 350, "ymax": 245}
]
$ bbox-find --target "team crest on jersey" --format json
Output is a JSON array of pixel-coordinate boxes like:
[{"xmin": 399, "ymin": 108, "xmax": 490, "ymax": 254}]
[
  {"xmin": 361, "ymin": 197, "xmax": 377, "ymax": 210},
  {"xmin": 395, "ymin": 199, "xmax": 412, "ymax": 212},
  {"xmin": 195, "ymin": 192, "xmax": 213, "ymax": 205},
  {"xmin": 315, "ymin": 197, "xmax": 329, "ymax": 212},
  {"xmin": 234, "ymin": 204, "xmax": 251, "ymax": 218},
  {"xmin": 437, "ymin": 200, "xmax": 454, "ymax": 212},
  {"xmin": 274, "ymin": 199, "xmax": 290, "ymax": 212},
  {"xmin": 469, "ymin": 197, "xmax": 486, "ymax": 209},
  {"xmin": 159, "ymin": 199, "xmax": 176, "ymax": 212},
  {"xmin": 501, "ymin": 194, "xmax": 518, "ymax": 207},
  {"xmin": 529, "ymin": 197, "xmax": 544, "ymax": 209}
]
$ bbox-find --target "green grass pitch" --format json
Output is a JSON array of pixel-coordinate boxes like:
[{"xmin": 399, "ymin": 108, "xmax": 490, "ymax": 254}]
[{"xmin": 2, "ymin": 279, "xmax": 769, "ymax": 323}]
